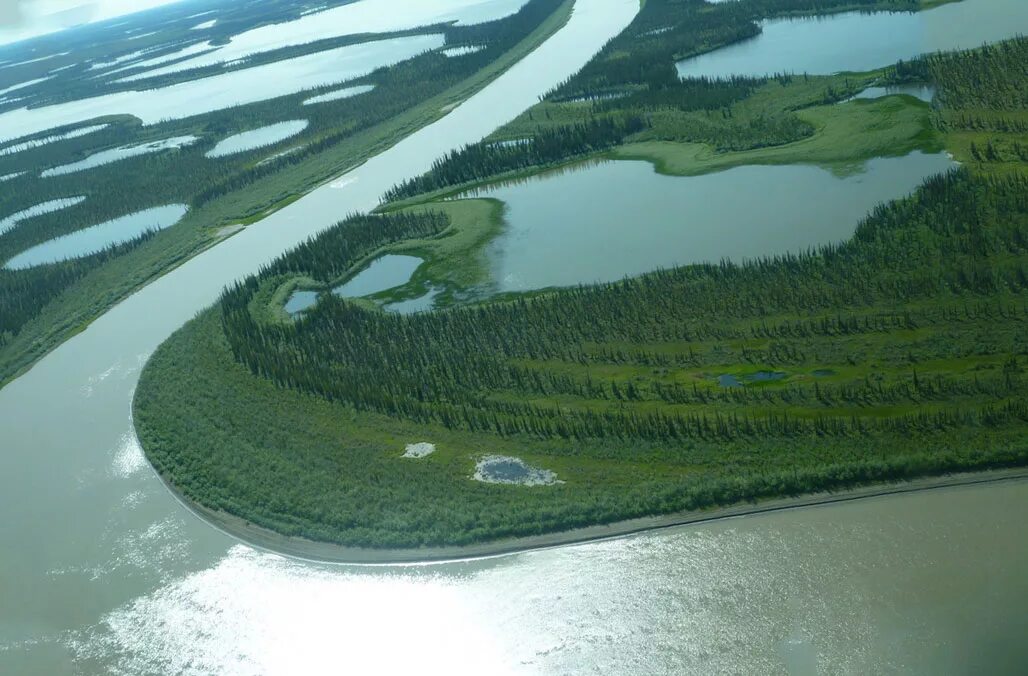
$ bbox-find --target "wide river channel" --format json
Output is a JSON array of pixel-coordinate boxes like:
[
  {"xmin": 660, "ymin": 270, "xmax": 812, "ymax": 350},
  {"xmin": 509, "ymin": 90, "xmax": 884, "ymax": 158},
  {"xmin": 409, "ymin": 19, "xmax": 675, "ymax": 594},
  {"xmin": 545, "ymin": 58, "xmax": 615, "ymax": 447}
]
[{"xmin": 0, "ymin": 0, "xmax": 1025, "ymax": 673}]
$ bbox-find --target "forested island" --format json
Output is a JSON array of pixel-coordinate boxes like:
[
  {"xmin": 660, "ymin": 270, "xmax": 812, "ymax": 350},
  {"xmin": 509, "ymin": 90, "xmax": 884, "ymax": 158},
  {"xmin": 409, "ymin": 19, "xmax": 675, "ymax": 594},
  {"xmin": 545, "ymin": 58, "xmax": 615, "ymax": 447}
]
[{"xmin": 134, "ymin": 0, "xmax": 1028, "ymax": 554}]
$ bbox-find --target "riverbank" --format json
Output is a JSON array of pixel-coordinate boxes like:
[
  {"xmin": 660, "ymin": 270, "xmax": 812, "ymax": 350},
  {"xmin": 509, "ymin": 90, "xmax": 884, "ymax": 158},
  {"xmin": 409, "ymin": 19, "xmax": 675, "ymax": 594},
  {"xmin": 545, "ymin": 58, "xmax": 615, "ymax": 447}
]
[{"xmin": 159, "ymin": 466, "xmax": 1028, "ymax": 564}]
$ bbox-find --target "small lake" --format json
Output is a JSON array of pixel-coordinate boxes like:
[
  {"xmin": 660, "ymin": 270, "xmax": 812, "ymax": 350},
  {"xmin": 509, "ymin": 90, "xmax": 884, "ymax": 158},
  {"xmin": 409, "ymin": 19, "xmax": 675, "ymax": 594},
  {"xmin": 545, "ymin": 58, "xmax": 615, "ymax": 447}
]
[
  {"xmin": 386, "ymin": 286, "xmax": 441, "ymax": 314},
  {"xmin": 206, "ymin": 121, "xmax": 307, "ymax": 158},
  {"xmin": 0, "ymin": 196, "xmax": 86, "ymax": 236},
  {"xmin": 471, "ymin": 153, "xmax": 954, "ymax": 292},
  {"xmin": 3, "ymin": 204, "xmax": 188, "ymax": 269},
  {"xmin": 333, "ymin": 254, "xmax": 423, "ymax": 298},
  {"xmin": 42, "ymin": 136, "xmax": 198, "ymax": 176},
  {"xmin": 677, "ymin": 0, "xmax": 1028, "ymax": 79},
  {"xmin": 0, "ymin": 124, "xmax": 108, "ymax": 157},
  {"xmin": 849, "ymin": 84, "xmax": 935, "ymax": 104},
  {"xmin": 302, "ymin": 84, "xmax": 375, "ymax": 106},
  {"xmin": 442, "ymin": 45, "xmax": 486, "ymax": 57},
  {"xmin": 284, "ymin": 290, "xmax": 318, "ymax": 316}
]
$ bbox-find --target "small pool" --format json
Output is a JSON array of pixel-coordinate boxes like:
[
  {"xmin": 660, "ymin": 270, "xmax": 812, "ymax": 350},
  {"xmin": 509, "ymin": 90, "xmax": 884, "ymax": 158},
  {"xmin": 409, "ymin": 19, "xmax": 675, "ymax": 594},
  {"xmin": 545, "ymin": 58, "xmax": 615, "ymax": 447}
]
[
  {"xmin": 284, "ymin": 290, "xmax": 319, "ymax": 316},
  {"xmin": 473, "ymin": 455, "xmax": 560, "ymax": 486},
  {"xmin": 42, "ymin": 136, "xmax": 198, "ymax": 177},
  {"xmin": 302, "ymin": 84, "xmax": 375, "ymax": 106},
  {"xmin": 333, "ymin": 255, "xmax": 423, "ymax": 299},
  {"xmin": 0, "ymin": 196, "xmax": 86, "ymax": 236},
  {"xmin": 206, "ymin": 120, "xmax": 309, "ymax": 158},
  {"xmin": 847, "ymin": 84, "xmax": 935, "ymax": 104},
  {"xmin": 385, "ymin": 287, "xmax": 441, "ymax": 315}
]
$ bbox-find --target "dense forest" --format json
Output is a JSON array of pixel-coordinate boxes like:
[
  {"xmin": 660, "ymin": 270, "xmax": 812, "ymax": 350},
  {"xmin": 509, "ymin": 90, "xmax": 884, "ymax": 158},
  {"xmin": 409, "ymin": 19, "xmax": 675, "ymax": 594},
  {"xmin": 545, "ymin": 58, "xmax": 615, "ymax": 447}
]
[
  {"xmin": 0, "ymin": 0, "xmax": 568, "ymax": 379},
  {"xmin": 134, "ymin": 33, "xmax": 1028, "ymax": 548},
  {"xmin": 225, "ymin": 168, "xmax": 1028, "ymax": 446}
]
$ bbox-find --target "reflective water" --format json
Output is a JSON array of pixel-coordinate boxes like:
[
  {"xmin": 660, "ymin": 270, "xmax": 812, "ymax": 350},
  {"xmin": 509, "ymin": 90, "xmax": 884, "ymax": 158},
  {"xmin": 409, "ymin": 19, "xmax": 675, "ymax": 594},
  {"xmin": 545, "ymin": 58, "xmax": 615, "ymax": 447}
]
[
  {"xmin": 41, "ymin": 136, "xmax": 199, "ymax": 177},
  {"xmin": 284, "ymin": 290, "xmax": 319, "ymax": 316},
  {"xmin": 206, "ymin": 121, "xmax": 307, "ymax": 159},
  {"xmin": 333, "ymin": 254, "xmax": 423, "ymax": 298},
  {"xmin": 474, "ymin": 152, "xmax": 954, "ymax": 293},
  {"xmin": 3, "ymin": 2, "xmax": 1023, "ymax": 673},
  {"xmin": 386, "ymin": 286, "xmax": 442, "ymax": 314},
  {"xmin": 443, "ymin": 45, "xmax": 487, "ymax": 57},
  {"xmin": 676, "ymin": 0, "xmax": 1028, "ymax": 79},
  {"xmin": 3, "ymin": 204, "xmax": 188, "ymax": 269},
  {"xmin": 0, "ymin": 34, "xmax": 446, "ymax": 143},
  {"xmin": 0, "ymin": 124, "xmax": 108, "ymax": 157},
  {"xmin": 114, "ymin": 0, "xmax": 528, "ymax": 83},
  {"xmin": 849, "ymin": 84, "xmax": 935, "ymax": 103},
  {"xmin": 0, "ymin": 196, "xmax": 87, "ymax": 236},
  {"xmin": 302, "ymin": 84, "xmax": 375, "ymax": 106}
]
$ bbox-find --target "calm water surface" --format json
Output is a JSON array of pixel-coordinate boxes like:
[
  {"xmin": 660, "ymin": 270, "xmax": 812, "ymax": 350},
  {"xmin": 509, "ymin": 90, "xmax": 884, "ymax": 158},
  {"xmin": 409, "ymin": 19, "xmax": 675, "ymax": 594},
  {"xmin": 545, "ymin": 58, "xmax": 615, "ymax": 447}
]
[
  {"xmin": 333, "ymin": 254, "xmax": 423, "ymax": 298},
  {"xmin": 0, "ymin": 196, "xmax": 86, "ymax": 236},
  {"xmin": 302, "ymin": 84, "xmax": 376, "ymax": 106},
  {"xmin": 475, "ymin": 152, "xmax": 954, "ymax": 292},
  {"xmin": 849, "ymin": 83, "xmax": 935, "ymax": 103},
  {"xmin": 1, "ymin": 1, "xmax": 1024, "ymax": 673},
  {"xmin": 207, "ymin": 121, "xmax": 308, "ymax": 159},
  {"xmin": 677, "ymin": 0, "xmax": 1028, "ymax": 79},
  {"xmin": 3, "ymin": 204, "xmax": 188, "ymax": 269},
  {"xmin": 41, "ymin": 136, "xmax": 198, "ymax": 176}
]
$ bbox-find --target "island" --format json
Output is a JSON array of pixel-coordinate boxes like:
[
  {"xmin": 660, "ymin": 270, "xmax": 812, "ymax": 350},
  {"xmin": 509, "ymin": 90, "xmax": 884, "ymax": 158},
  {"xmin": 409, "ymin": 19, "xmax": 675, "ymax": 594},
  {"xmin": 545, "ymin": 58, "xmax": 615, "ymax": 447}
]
[{"xmin": 134, "ymin": 0, "xmax": 1028, "ymax": 559}]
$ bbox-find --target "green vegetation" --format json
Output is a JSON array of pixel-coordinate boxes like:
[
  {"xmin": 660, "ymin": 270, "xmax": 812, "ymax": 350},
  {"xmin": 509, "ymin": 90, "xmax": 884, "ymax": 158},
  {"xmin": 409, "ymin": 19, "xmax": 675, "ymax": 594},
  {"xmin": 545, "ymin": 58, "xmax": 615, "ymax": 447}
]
[
  {"xmin": 135, "ymin": 29, "xmax": 1028, "ymax": 549},
  {"xmin": 0, "ymin": 0, "xmax": 573, "ymax": 383}
]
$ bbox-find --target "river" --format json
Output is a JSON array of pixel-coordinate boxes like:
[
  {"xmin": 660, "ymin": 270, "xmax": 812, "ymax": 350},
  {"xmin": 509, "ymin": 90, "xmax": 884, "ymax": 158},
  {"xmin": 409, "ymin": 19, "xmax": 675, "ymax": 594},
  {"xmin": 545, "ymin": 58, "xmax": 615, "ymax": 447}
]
[{"xmin": 0, "ymin": 0, "xmax": 1025, "ymax": 673}]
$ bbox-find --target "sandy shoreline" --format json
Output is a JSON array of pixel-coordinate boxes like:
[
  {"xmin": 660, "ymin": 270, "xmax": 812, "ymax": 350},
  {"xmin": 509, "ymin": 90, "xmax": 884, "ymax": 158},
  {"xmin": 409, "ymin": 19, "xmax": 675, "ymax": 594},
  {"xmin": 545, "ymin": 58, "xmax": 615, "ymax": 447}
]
[{"xmin": 153, "ymin": 465, "xmax": 1028, "ymax": 566}]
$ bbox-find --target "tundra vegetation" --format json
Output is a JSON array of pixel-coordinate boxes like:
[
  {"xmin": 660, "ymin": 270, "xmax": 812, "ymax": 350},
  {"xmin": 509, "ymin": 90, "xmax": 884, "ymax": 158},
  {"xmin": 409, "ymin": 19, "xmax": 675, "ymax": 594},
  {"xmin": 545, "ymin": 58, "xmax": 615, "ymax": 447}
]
[{"xmin": 134, "ymin": 0, "xmax": 1028, "ymax": 549}]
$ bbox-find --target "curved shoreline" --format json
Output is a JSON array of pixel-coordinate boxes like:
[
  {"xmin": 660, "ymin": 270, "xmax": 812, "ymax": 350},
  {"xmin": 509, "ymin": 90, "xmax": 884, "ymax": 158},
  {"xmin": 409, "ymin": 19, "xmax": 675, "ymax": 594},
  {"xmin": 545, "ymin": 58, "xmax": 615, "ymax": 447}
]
[{"xmin": 153, "ymin": 464, "xmax": 1028, "ymax": 566}]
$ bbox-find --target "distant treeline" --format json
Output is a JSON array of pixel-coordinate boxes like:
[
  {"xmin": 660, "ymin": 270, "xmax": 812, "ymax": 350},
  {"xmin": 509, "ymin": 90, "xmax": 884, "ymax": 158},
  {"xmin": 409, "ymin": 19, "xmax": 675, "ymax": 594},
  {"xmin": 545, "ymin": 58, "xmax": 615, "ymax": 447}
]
[{"xmin": 383, "ymin": 115, "xmax": 646, "ymax": 201}]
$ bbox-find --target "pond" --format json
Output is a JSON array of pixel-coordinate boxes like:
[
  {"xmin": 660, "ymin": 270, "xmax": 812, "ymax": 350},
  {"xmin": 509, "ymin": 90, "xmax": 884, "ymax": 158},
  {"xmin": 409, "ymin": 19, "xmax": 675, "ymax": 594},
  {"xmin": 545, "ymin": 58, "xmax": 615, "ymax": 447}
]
[
  {"xmin": 333, "ymin": 254, "xmax": 424, "ymax": 298},
  {"xmin": 470, "ymin": 152, "xmax": 954, "ymax": 293},
  {"xmin": 41, "ymin": 136, "xmax": 198, "ymax": 176},
  {"xmin": 676, "ymin": 0, "xmax": 1028, "ymax": 79},
  {"xmin": 284, "ymin": 290, "xmax": 318, "ymax": 316},
  {"xmin": 473, "ymin": 455, "xmax": 560, "ymax": 486},
  {"xmin": 442, "ymin": 45, "xmax": 486, "ymax": 57},
  {"xmin": 302, "ymin": 84, "xmax": 375, "ymax": 106},
  {"xmin": 3, "ymin": 204, "xmax": 188, "ymax": 269},
  {"xmin": 386, "ymin": 287, "xmax": 442, "ymax": 315},
  {"xmin": 0, "ymin": 124, "xmax": 108, "ymax": 157},
  {"xmin": 849, "ymin": 84, "xmax": 935, "ymax": 104},
  {"xmin": 0, "ymin": 196, "xmax": 87, "ymax": 236},
  {"xmin": 206, "ymin": 121, "xmax": 307, "ymax": 158}
]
